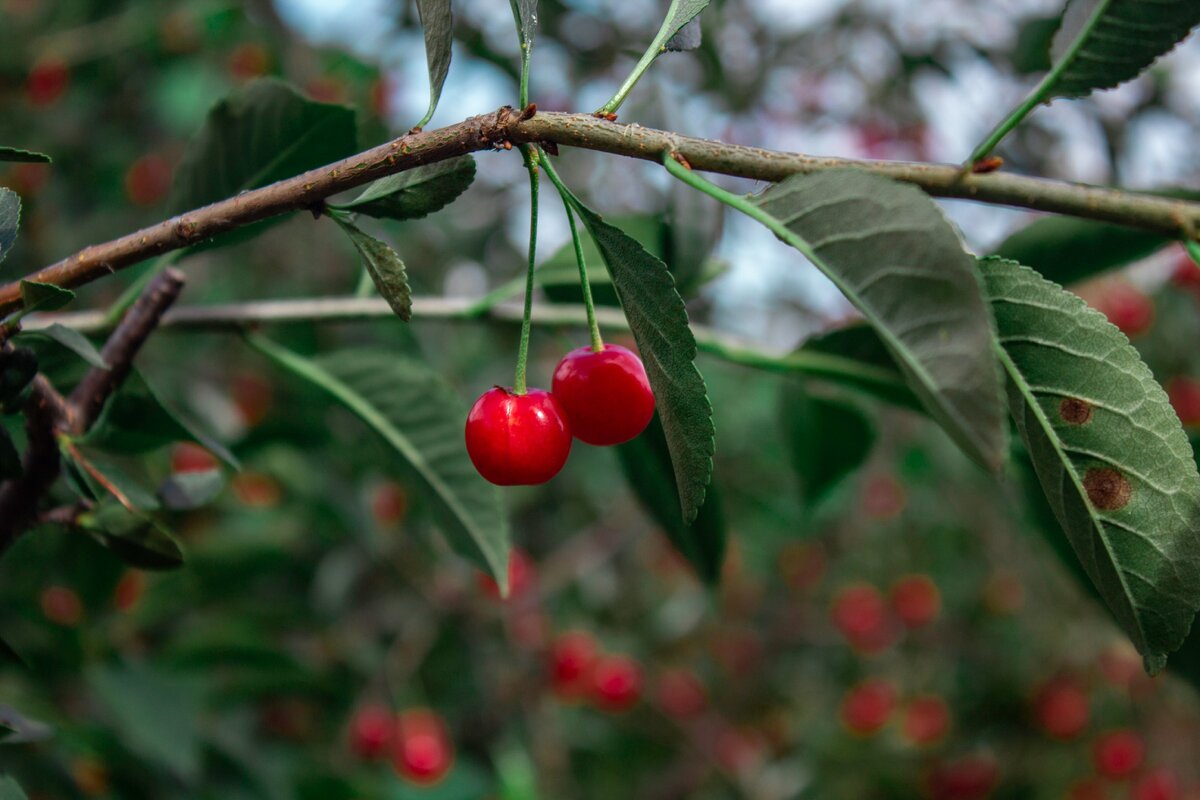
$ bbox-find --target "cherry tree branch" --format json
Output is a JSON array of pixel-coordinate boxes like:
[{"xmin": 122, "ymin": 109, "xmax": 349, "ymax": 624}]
[{"xmin": 3, "ymin": 108, "xmax": 1199, "ymax": 316}]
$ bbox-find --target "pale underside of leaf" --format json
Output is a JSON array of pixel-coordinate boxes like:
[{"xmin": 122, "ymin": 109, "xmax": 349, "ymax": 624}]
[{"xmin": 983, "ymin": 257, "xmax": 1200, "ymax": 672}]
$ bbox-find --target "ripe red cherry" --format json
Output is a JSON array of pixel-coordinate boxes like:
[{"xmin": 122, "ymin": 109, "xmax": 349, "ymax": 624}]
[
  {"xmin": 591, "ymin": 654, "xmax": 643, "ymax": 712},
  {"xmin": 171, "ymin": 442, "xmax": 218, "ymax": 474},
  {"xmin": 393, "ymin": 709, "xmax": 453, "ymax": 785},
  {"xmin": 839, "ymin": 679, "xmax": 896, "ymax": 736},
  {"xmin": 902, "ymin": 695, "xmax": 951, "ymax": 745},
  {"xmin": 40, "ymin": 585, "xmax": 83, "ymax": 627},
  {"xmin": 1132, "ymin": 769, "xmax": 1179, "ymax": 800},
  {"xmin": 1033, "ymin": 677, "xmax": 1089, "ymax": 740},
  {"xmin": 465, "ymin": 387, "xmax": 571, "ymax": 485},
  {"xmin": 548, "ymin": 631, "xmax": 597, "ymax": 699},
  {"xmin": 1092, "ymin": 729, "xmax": 1144, "ymax": 779},
  {"xmin": 551, "ymin": 344, "xmax": 655, "ymax": 446},
  {"xmin": 124, "ymin": 154, "xmax": 173, "ymax": 208},
  {"xmin": 26, "ymin": 57, "xmax": 70, "ymax": 107},
  {"xmin": 831, "ymin": 582, "xmax": 895, "ymax": 653},
  {"xmin": 348, "ymin": 705, "xmax": 394, "ymax": 761},
  {"xmin": 890, "ymin": 574, "xmax": 941, "ymax": 628}
]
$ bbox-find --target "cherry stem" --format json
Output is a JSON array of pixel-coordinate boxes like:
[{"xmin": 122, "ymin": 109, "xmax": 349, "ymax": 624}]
[
  {"xmin": 514, "ymin": 145, "xmax": 540, "ymax": 395},
  {"xmin": 540, "ymin": 154, "xmax": 603, "ymax": 352}
]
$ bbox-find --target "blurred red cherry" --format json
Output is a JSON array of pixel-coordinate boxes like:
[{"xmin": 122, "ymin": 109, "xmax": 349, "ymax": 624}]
[
  {"xmin": 371, "ymin": 76, "xmax": 393, "ymax": 119},
  {"xmin": 232, "ymin": 473, "xmax": 282, "ymax": 508},
  {"xmin": 1033, "ymin": 677, "xmax": 1089, "ymax": 740},
  {"xmin": 654, "ymin": 668, "xmax": 708, "ymax": 719},
  {"xmin": 862, "ymin": 474, "xmax": 906, "ymax": 519},
  {"xmin": 7, "ymin": 163, "xmax": 49, "ymax": 196},
  {"xmin": 714, "ymin": 726, "xmax": 765, "ymax": 774},
  {"xmin": 1171, "ymin": 249, "xmax": 1200, "ymax": 289},
  {"xmin": 591, "ymin": 654, "xmax": 642, "ymax": 712},
  {"xmin": 371, "ymin": 482, "xmax": 409, "ymax": 526},
  {"xmin": 831, "ymin": 582, "xmax": 895, "ymax": 653},
  {"xmin": 1092, "ymin": 730, "xmax": 1144, "ymax": 780},
  {"xmin": 1133, "ymin": 769, "xmax": 1179, "ymax": 800},
  {"xmin": 393, "ymin": 709, "xmax": 453, "ymax": 785},
  {"xmin": 26, "ymin": 57, "xmax": 69, "ymax": 107},
  {"xmin": 902, "ymin": 694, "xmax": 951, "ymax": 746},
  {"xmin": 548, "ymin": 631, "xmax": 597, "ymax": 699},
  {"xmin": 348, "ymin": 705, "xmax": 394, "ymax": 761},
  {"xmin": 1089, "ymin": 281, "xmax": 1154, "ymax": 337},
  {"xmin": 112, "ymin": 570, "xmax": 145, "ymax": 613},
  {"xmin": 840, "ymin": 679, "xmax": 896, "ymax": 736},
  {"xmin": 305, "ymin": 76, "xmax": 346, "ymax": 104},
  {"xmin": 171, "ymin": 442, "xmax": 218, "ymax": 474},
  {"xmin": 925, "ymin": 755, "xmax": 999, "ymax": 800},
  {"xmin": 124, "ymin": 154, "xmax": 173, "ymax": 208},
  {"xmin": 1066, "ymin": 777, "xmax": 1108, "ymax": 800},
  {"xmin": 1167, "ymin": 377, "xmax": 1200, "ymax": 428},
  {"xmin": 232, "ymin": 373, "xmax": 273, "ymax": 427},
  {"xmin": 477, "ymin": 548, "xmax": 536, "ymax": 600},
  {"xmin": 890, "ymin": 574, "xmax": 941, "ymax": 628},
  {"xmin": 40, "ymin": 585, "xmax": 83, "ymax": 627}
]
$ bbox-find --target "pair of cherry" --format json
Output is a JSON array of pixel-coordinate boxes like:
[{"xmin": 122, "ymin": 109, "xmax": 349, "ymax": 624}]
[{"xmin": 465, "ymin": 344, "xmax": 654, "ymax": 485}]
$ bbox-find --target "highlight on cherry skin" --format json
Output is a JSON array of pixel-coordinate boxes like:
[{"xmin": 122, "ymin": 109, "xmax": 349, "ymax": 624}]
[
  {"xmin": 465, "ymin": 386, "xmax": 572, "ymax": 486},
  {"xmin": 552, "ymin": 343, "xmax": 655, "ymax": 446}
]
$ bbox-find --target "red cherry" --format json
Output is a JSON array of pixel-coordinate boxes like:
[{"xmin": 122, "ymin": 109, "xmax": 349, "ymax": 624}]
[
  {"xmin": 902, "ymin": 694, "xmax": 951, "ymax": 745},
  {"xmin": 551, "ymin": 344, "xmax": 655, "ymax": 446},
  {"xmin": 591, "ymin": 654, "xmax": 642, "ymax": 712},
  {"xmin": 890, "ymin": 574, "xmax": 941, "ymax": 628},
  {"xmin": 839, "ymin": 679, "xmax": 896, "ymax": 736},
  {"xmin": 40, "ymin": 585, "xmax": 83, "ymax": 627},
  {"xmin": 171, "ymin": 442, "xmax": 218, "ymax": 474},
  {"xmin": 371, "ymin": 482, "xmax": 409, "ymax": 526},
  {"xmin": 465, "ymin": 387, "xmax": 571, "ymax": 485},
  {"xmin": 1132, "ymin": 769, "xmax": 1178, "ymax": 800},
  {"xmin": 926, "ymin": 755, "xmax": 999, "ymax": 800},
  {"xmin": 1167, "ymin": 377, "xmax": 1200, "ymax": 428},
  {"xmin": 348, "ymin": 705, "xmax": 394, "ymax": 761},
  {"xmin": 112, "ymin": 570, "xmax": 145, "ymax": 613},
  {"xmin": 1094, "ymin": 282, "xmax": 1154, "ymax": 337},
  {"xmin": 831, "ymin": 582, "xmax": 895, "ymax": 653},
  {"xmin": 393, "ymin": 709, "xmax": 453, "ymax": 785},
  {"xmin": 654, "ymin": 668, "xmax": 708, "ymax": 719},
  {"xmin": 1033, "ymin": 677, "xmax": 1089, "ymax": 740},
  {"xmin": 548, "ymin": 631, "xmax": 597, "ymax": 699},
  {"xmin": 1092, "ymin": 730, "xmax": 1144, "ymax": 779},
  {"xmin": 1171, "ymin": 249, "xmax": 1200, "ymax": 288},
  {"xmin": 26, "ymin": 57, "xmax": 69, "ymax": 107},
  {"xmin": 477, "ymin": 547, "xmax": 537, "ymax": 600},
  {"xmin": 124, "ymin": 154, "xmax": 173, "ymax": 208},
  {"xmin": 232, "ymin": 373, "xmax": 273, "ymax": 427}
]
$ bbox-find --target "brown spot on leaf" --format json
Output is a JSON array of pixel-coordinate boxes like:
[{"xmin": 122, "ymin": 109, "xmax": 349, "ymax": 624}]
[
  {"xmin": 1059, "ymin": 397, "xmax": 1093, "ymax": 425},
  {"xmin": 1083, "ymin": 468, "xmax": 1132, "ymax": 511}
]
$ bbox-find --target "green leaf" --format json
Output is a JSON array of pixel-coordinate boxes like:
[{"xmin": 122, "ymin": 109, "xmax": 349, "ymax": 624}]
[
  {"xmin": 0, "ymin": 637, "xmax": 26, "ymax": 669},
  {"xmin": 0, "ymin": 776, "xmax": 28, "ymax": 800},
  {"xmin": 510, "ymin": 0, "xmax": 538, "ymax": 48},
  {"xmin": 158, "ymin": 469, "xmax": 224, "ymax": 511},
  {"xmin": 665, "ymin": 17, "xmax": 702, "ymax": 51},
  {"xmin": 780, "ymin": 381, "xmax": 875, "ymax": 508},
  {"xmin": 0, "ymin": 189, "xmax": 18, "ymax": 266},
  {"xmin": 415, "ymin": 0, "xmax": 453, "ymax": 130},
  {"xmin": 658, "ymin": 1, "xmax": 710, "ymax": 53},
  {"xmin": 78, "ymin": 502, "xmax": 185, "ymax": 570},
  {"xmin": 330, "ymin": 215, "xmax": 412, "ymax": 321},
  {"xmin": 797, "ymin": 326, "xmax": 920, "ymax": 411},
  {"xmin": 616, "ymin": 414, "xmax": 726, "ymax": 584},
  {"xmin": 21, "ymin": 324, "xmax": 108, "ymax": 368},
  {"xmin": 332, "ymin": 156, "xmax": 476, "ymax": 221},
  {"xmin": 87, "ymin": 662, "xmax": 205, "ymax": 781},
  {"xmin": 0, "ymin": 347, "xmax": 37, "ymax": 408},
  {"xmin": 571, "ymin": 204, "xmax": 715, "ymax": 524},
  {"xmin": 249, "ymin": 337, "xmax": 510, "ymax": 587},
  {"xmin": 750, "ymin": 169, "xmax": 1006, "ymax": 471},
  {"xmin": 63, "ymin": 444, "xmax": 161, "ymax": 511},
  {"xmin": 665, "ymin": 176, "xmax": 723, "ymax": 296},
  {"xmin": 0, "ymin": 147, "xmax": 50, "ymax": 164},
  {"xmin": 168, "ymin": 79, "xmax": 357, "ymax": 250},
  {"xmin": 18, "ymin": 280, "xmax": 73, "ymax": 313},
  {"xmin": 983, "ymin": 256, "xmax": 1200, "ymax": 672},
  {"xmin": 0, "ymin": 427, "xmax": 18, "ymax": 481}
]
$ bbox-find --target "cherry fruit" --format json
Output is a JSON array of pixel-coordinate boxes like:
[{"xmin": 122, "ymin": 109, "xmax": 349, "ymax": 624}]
[
  {"xmin": 1033, "ymin": 677, "xmax": 1089, "ymax": 740},
  {"xmin": 840, "ymin": 679, "xmax": 896, "ymax": 736},
  {"xmin": 902, "ymin": 695, "xmax": 951, "ymax": 745},
  {"xmin": 1092, "ymin": 729, "xmax": 1144, "ymax": 779},
  {"xmin": 591, "ymin": 653, "xmax": 643, "ymax": 712},
  {"xmin": 548, "ymin": 631, "xmax": 598, "ymax": 699},
  {"xmin": 348, "ymin": 705, "xmax": 394, "ymax": 761},
  {"xmin": 465, "ymin": 387, "xmax": 571, "ymax": 485},
  {"xmin": 890, "ymin": 573, "xmax": 941, "ymax": 628},
  {"xmin": 551, "ymin": 344, "xmax": 654, "ymax": 446},
  {"xmin": 393, "ymin": 709, "xmax": 453, "ymax": 785}
]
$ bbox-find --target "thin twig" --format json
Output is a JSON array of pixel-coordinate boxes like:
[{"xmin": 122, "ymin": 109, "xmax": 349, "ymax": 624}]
[{"xmin": 0, "ymin": 376, "xmax": 69, "ymax": 555}]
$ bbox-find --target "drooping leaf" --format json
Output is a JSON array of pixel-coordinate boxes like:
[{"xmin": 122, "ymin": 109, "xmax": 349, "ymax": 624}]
[
  {"xmin": 330, "ymin": 215, "xmax": 412, "ymax": 321},
  {"xmin": 332, "ymin": 156, "xmax": 476, "ymax": 221},
  {"xmin": 249, "ymin": 337, "xmax": 510, "ymax": 588},
  {"xmin": 415, "ymin": 0, "xmax": 453, "ymax": 130},
  {"xmin": 983, "ymin": 256, "xmax": 1200, "ymax": 672},
  {"xmin": 780, "ymin": 381, "xmax": 876, "ymax": 508},
  {"xmin": 0, "ymin": 776, "xmax": 28, "ymax": 800},
  {"xmin": 657, "ymin": 0, "xmax": 710, "ymax": 54},
  {"xmin": 616, "ymin": 414, "xmax": 726, "ymax": 584},
  {"xmin": 0, "ymin": 427, "xmax": 18, "ymax": 480},
  {"xmin": 665, "ymin": 17, "xmax": 702, "ymax": 51},
  {"xmin": 0, "ymin": 147, "xmax": 50, "ymax": 164},
  {"xmin": 168, "ymin": 79, "xmax": 357, "ymax": 250},
  {"xmin": 18, "ymin": 280, "xmax": 73, "ymax": 314},
  {"xmin": 571, "ymin": 204, "xmax": 715, "ymax": 524},
  {"xmin": 158, "ymin": 470, "xmax": 224, "ymax": 511},
  {"xmin": 0, "ymin": 189, "xmax": 18, "ymax": 266},
  {"xmin": 77, "ymin": 502, "xmax": 184, "ymax": 570},
  {"xmin": 20, "ymin": 323, "xmax": 107, "ymax": 368},
  {"xmin": 750, "ymin": 169, "xmax": 1006, "ymax": 470}
]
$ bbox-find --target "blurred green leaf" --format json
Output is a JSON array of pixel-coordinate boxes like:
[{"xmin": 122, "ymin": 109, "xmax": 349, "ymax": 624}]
[
  {"xmin": 780, "ymin": 381, "xmax": 875, "ymax": 508},
  {"xmin": 415, "ymin": 0, "xmax": 453, "ymax": 130},
  {"xmin": 0, "ymin": 427, "xmax": 17, "ymax": 481},
  {"xmin": 18, "ymin": 280, "xmax": 73, "ymax": 314},
  {"xmin": 64, "ymin": 444, "xmax": 161, "ymax": 511},
  {"xmin": 750, "ymin": 169, "xmax": 1006, "ymax": 471},
  {"xmin": 78, "ymin": 502, "xmax": 184, "ymax": 570},
  {"xmin": 0, "ymin": 189, "xmax": 18, "ymax": 267},
  {"xmin": 797, "ymin": 326, "xmax": 920, "ymax": 411},
  {"xmin": 616, "ymin": 414, "xmax": 725, "ymax": 584},
  {"xmin": 0, "ymin": 347, "xmax": 37, "ymax": 409},
  {"xmin": 158, "ymin": 469, "xmax": 224, "ymax": 511},
  {"xmin": 249, "ymin": 338, "xmax": 511, "ymax": 587},
  {"xmin": 1010, "ymin": 16, "xmax": 1058, "ymax": 73},
  {"xmin": 495, "ymin": 741, "xmax": 539, "ymax": 800},
  {"xmin": 20, "ymin": 324, "xmax": 107, "ymax": 368},
  {"xmin": 573, "ymin": 204, "xmax": 715, "ymax": 524},
  {"xmin": 0, "ymin": 147, "xmax": 50, "ymax": 164},
  {"xmin": 510, "ymin": 0, "xmax": 538, "ymax": 49},
  {"xmin": 0, "ymin": 776, "xmax": 28, "ymax": 800},
  {"xmin": 333, "ymin": 156, "xmax": 476, "ymax": 221},
  {"xmin": 330, "ymin": 214, "xmax": 412, "ymax": 321},
  {"xmin": 983, "ymin": 257, "xmax": 1200, "ymax": 672}
]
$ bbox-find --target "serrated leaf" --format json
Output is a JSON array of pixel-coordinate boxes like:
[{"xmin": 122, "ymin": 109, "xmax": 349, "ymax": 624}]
[
  {"xmin": 983, "ymin": 256, "xmax": 1200, "ymax": 672},
  {"xmin": 0, "ymin": 147, "xmax": 50, "ymax": 164},
  {"xmin": 20, "ymin": 324, "xmax": 107, "ymax": 368},
  {"xmin": 331, "ymin": 216, "xmax": 412, "ymax": 321},
  {"xmin": 0, "ymin": 776, "xmax": 28, "ymax": 800},
  {"xmin": 616, "ymin": 414, "xmax": 725, "ymax": 584},
  {"xmin": 781, "ymin": 381, "xmax": 875, "ymax": 508},
  {"xmin": 249, "ymin": 337, "xmax": 510, "ymax": 587},
  {"xmin": 571, "ymin": 204, "xmax": 714, "ymax": 524},
  {"xmin": 750, "ymin": 169, "xmax": 1006, "ymax": 471},
  {"xmin": 0, "ymin": 189, "xmax": 18, "ymax": 267},
  {"xmin": 78, "ymin": 502, "xmax": 184, "ymax": 570},
  {"xmin": 18, "ymin": 280, "xmax": 73, "ymax": 314},
  {"xmin": 168, "ymin": 79, "xmax": 357, "ymax": 250},
  {"xmin": 333, "ymin": 156, "xmax": 476, "ymax": 221},
  {"xmin": 0, "ymin": 427, "xmax": 18, "ymax": 481},
  {"xmin": 158, "ymin": 469, "xmax": 224, "ymax": 511},
  {"xmin": 415, "ymin": 0, "xmax": 453, "ymax": 130}
]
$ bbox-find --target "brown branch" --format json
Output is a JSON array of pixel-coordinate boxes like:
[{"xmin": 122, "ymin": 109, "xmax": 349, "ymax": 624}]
[
  {"xmin": 2, "ymin": 109, "xmax": 1200, "ymax": 316},
  {"xmin": 0, "ymin": 376, "xmax": 70, "ymax": 555}
]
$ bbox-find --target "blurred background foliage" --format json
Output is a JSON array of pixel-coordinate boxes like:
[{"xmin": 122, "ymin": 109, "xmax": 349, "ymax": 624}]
[{"xmin": 2, "ymin": 0, "xmax": 1200, "ymax": 798}]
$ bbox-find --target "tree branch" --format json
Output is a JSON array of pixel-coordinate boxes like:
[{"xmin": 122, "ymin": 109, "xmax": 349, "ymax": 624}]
[
  {"xmin": 2, "ymin": 109, "xmax": 1198, "ymax": 316},
  {"xmin": 0, "ymin": 375, "xmax": 70, "ymax": 555}
]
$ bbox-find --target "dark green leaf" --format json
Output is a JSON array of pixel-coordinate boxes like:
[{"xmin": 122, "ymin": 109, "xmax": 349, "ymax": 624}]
[
  {"xmin": 0, "ymin": 189, "xmax": 17, "ymax": 266},
  {"xmin": 18, "ymin": 280, "xmax": 73, "ymax": 314},
  {"xmin": 331, "ymin": 215, "xmax": 412, "ymax": 321},
  {"xmin": 0, "ymin": 347, "xmax": 37, "ymax": 408},
  {"xmin": 158, "ymin": 469, "xmax": 224, "ymax": 511},
  {"xmin": 750, "ymin": 169, "xmax": 1006, "ymax": 471},
  {"xmin": 0, "ymin": 427, "xmax": 17, "ymax": 481},
  {"xmin": 797, "ymin": 326, "xmax": 919, "ymax": 411},
  {"xmin": 0, "ymin": 776, "xmax": 28, "ymax": 800},
  {"xmin": 780, "ymin": 381, "xmax": 875, "ymax": 508},
  {"xmin": 168, "ymin": 79, "xmax": 357, "ymax": 250},
  {"xmin": 616, "ymin": 414, "xmax": 726, "ymax": 584},
  {"xmin": 0, "ymin": 638, "xmax": 26, "ymax": 669},
  {"xmin": 332, "ymin": 156, "xmax": 476, "ymax": 221},
  {"xmin": 1048, "ymin": 0, "xmax": 1200, "ymax": 99},
  {"xmin": 87, "ymin": 662, "xmax": 204, "ymax": 781},
  {"xmin": 0, "ymin": 147, "xmax": 50, "ymax": 164},
  {"xmin": 1010, "ymin": 16, "xmax": 1058, "ymax": 73},
  {"xmin": 572, "ymin": 204, "xmax": 715, "ymax": 524},
  {"xmin": 415, "ymin": 0, "xmax": 453, "ymax": 130},
  {"xmin": 78, "ymin": 502, "xmax": 185, "ymax": 570},
  {"xmin": 983, "ymin": 256, "xmax": 1200, "ymax": 672},
  {"xmin": 64, "ymin": 444, "xmax": 161, "ymax": 511},
  {"xmin": 20, "ymin": 323, "xmax": 107, "ymax": 368},
  {"xmin": 510, "ymin": 0, "xmax": 538, "ymax": 49},
  {"xmin": 249, "ymin": 338, "xmax": 511, "ymax": 588}
]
